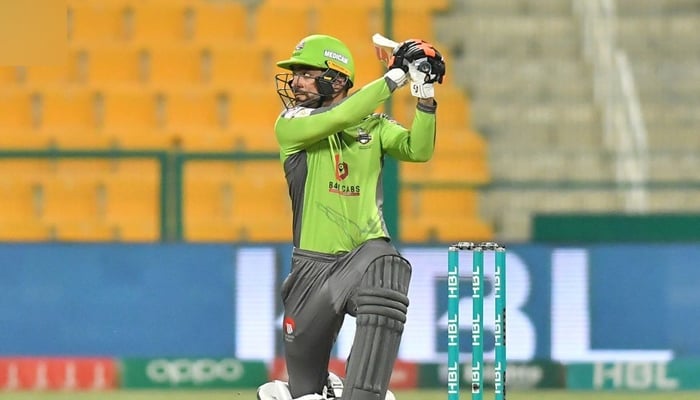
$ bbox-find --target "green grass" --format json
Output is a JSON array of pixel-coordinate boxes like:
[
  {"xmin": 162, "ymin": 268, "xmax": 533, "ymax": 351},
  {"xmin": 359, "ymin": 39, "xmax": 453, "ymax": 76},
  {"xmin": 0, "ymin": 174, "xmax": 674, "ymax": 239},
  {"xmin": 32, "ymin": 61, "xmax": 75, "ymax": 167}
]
[{"xmin": 3, "ymin": 389, "xmax": 700, "ymax": 400}]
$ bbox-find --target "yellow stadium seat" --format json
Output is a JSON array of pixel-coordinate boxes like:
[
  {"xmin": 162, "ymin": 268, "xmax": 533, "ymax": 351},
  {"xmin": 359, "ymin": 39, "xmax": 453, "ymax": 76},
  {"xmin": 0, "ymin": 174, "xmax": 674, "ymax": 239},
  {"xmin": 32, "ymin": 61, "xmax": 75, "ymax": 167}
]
[
  {"xmin": 435, "ymin": 128, "xmax": 486, "ymax": 153},
  {"xmin": 0, "ymin": 66, "xmax": 19, "ymax": 85},
  {"xmin": 84, "ymin": 45, "xmax": 144, "ymax": 86},
  {"xmin": 0, "ymin": 131, "xmax": 52, "ymax": 149},
  {"xmin": 41, "ymin": 177, "xmax": 101, "ymax": 225},
  {"xmin": 162, "ymin": 88, "xmax": 225, "ymax": 132},
  {"xmin": 37, "ymin": 88, "xmax": 96, "ymax": 132},
  {"xmin": 230, "ymin": 124, "xmax": 279, "ymax": 152},
  {"xmin": 68, "ymin": 2, "xmax": 128, "ymax": 44},
  {"xmin": 229, "ymin": 86, "xmax": 283, "ymax": 129},
  {"xmin": 204, "ymin": 44, "xmax": 271, "ymax": 87},
  {"xmin": 0, "ymin": 221, "xmax": 51, "ymax": 241},
  {"xmin": 325, "ymin": 0, "xmax": 449, "ymax": 11},
  {"xmin": 230, "ymin": 85, "xmax": 284, "ymax": 150},
  {"xmin": 0, "ymin": 178, "xmax": 42, "ymax": 222},
  {"xmin": 255, "ymin": 5, "xmax": 313, "ymax": 45},
  {"xmin": 126, "ymin": 3, "xmax": 189, "ymax": 44},
  {"xmin": 400, "ymin": 153, "xmax": 490, "ymax": 185},
  {"xmin": 351, "ymin": 45, "xmax": 383, "ymax": 88},
  {"xmin": 53, "ymin": 221, "xmax": 118, "ymax": 242},
  {"xmin": 400, "ymin": 187, "xmax": 479, "ymax": 218},
  {"xmin": 183, "ymin": 162, "xmax": 239, "ymax": 241},
  {"xmin": 183, "ymin": 160, "xmax": 290, "ymax": 242},
  {"xmin": 108, "ymin": 129, "xmax": 178, "ymax": 149},
  {"xmin": 102, "ymin": 166, "xmax": 159, "ymax": 241},
  {"xmin": 0, "ymin": 90, "xmax": 36, "ymax": 131},
  {"xmin": 393, "ymin": 10, "xmax": 435, "ymax": 42},
  {"xmin": 175, "ymin": 127, "xmax": 238, "ymax": 151},
  {"xmin": 95, "ymin": 87, "xmax": 160, "ymax": 131},
  {"xmin": 17, "ymin": 51, "xmax": 82, "ymax": 87},
  {"xmin": 387, "ymin": 80, "xmax": 471, "ymax": 129},
  {"xmin": 190, "ymin": 1, "xmax": 249, "ymax": 44},
  {"xmin": 144, "ymin": 45, "xmax": 204, "ymax": 87},
  {"xmin": 262, "ymin": 0, "xmax": 322, "ymax": 7},
  {"xmin": 315, "ymin": 6, "xmax": 379, "ymax": 44},
  {"xmin": 401, "ymin": 215, "xmax": 493, "ymax": 243}
]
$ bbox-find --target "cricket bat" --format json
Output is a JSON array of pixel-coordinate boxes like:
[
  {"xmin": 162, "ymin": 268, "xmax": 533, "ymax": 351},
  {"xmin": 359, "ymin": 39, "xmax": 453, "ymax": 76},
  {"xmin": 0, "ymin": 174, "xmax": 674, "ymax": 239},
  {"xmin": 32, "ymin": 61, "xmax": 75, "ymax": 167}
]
[{"xmin": 372, "ymin": 33, "xmax": 400, "ymax": 67}]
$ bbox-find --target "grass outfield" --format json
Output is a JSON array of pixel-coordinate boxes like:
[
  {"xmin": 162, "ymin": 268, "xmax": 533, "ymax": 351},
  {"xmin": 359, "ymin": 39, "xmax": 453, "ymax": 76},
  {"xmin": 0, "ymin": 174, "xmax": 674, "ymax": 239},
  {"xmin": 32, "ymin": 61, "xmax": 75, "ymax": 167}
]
[{"xmin": 3, "ymin": 390, "xmax": 700, "ymax": 399}]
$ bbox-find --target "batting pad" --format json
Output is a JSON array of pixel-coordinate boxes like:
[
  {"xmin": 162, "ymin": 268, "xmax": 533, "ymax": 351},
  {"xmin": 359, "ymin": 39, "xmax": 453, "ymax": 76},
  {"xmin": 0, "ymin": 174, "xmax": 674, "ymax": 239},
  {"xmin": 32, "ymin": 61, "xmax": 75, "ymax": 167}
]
[{"xmin": 343, "ymin": 255, "xmax": 411, "ymax": 400}]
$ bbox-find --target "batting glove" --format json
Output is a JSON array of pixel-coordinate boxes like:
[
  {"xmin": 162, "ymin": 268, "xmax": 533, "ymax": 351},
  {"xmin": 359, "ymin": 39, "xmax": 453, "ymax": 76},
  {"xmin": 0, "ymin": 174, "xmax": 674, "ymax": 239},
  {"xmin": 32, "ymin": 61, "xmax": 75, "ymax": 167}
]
[
  {"xmin": 384, "ymin": 68, "xmax": 408, "ymax": 91},
  {"xmin": 408, "ymin": 59, "xmax": 436, "ymax": 98}
]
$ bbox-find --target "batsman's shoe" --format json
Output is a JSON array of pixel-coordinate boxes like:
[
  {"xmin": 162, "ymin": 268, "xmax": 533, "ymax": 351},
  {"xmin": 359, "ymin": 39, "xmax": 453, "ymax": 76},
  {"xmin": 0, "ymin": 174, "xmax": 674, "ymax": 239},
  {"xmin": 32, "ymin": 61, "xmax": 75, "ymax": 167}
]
[{"xmin": 324, "ymin": 372, "xmax": 396, "ymax": 400}]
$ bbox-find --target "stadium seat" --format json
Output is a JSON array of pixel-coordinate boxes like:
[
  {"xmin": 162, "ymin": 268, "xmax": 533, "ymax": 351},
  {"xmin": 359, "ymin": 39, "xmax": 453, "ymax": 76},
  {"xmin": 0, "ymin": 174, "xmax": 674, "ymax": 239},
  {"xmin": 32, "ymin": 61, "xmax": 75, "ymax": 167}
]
[
  {"xmin": 0, "ymin": 90, "xmax": 37, "ymax": 131},
  {"xmin": 95, "ymin": 87, "xmax": 160, "ymax": 131},
  {"xmin": 102, "ymin": 161, "xmax": 160, "ymax": 241},
  {"xmin": 434, "ymin": 128, "xmax": 486, "ymax": 153},
  {"xmin": 400, "ymin": 215, "xmax": 493, "ymax": 243},
  {"xmin": 0, "ymin": 66, "xmax": 18, "ymax": 85},
  {"xmin": 325, "ymin": 0, "xmax": 449, "ymax": 12},
  {"xmin": 400, "ymin": 153, "xmax": 490, "ymax": 185},
  {"xmin": 230, "ymin": 86, "xmax": 284, "ymax": 151},
  {"xmin": 126, "ymin": 3, "xmax": 189, "ymax": 44},
  {"xmin": 161, "ymin": 87, "xmax": 227, "ymax": 132},
  {"xmin": 143, "ymin": 45, "xmax": 205, "ymax": 87},
  {"xmin": 36, "ymin": 88, "xmax": 96, "ymax": 132},
  {"xmin": 0, "ymin": 178, "xmax": 50, "ymax": 241},
  {"xmin": 229, "ymin": 86, "xmax": 283, "ymax": 129},
  {"xmin": 183, "ymin": 160, "xmax": 290, "ymax": 242},
  {"xmin": 229, "ymin": 124, "xmax": 279, "ymax": 152},
  {"xmin": 254, "ymin": 5, "xmax": 313, "ymax": 46},
  {"xmin": 16, "ymin": 49, "xmax": 82, "ymax": 87},
  {"xmin": 203, "ymin": 44, "xmax": 271, "ymax": 87},
  {"xmin": 315, "ymin": 6, "xmax": 379, "ymax": 43},
  {"xmin": 393, "ymin": 10, "xmax": 434, "ymax": 44},
  {"xmin": 40, "ymin": 176, "xmax": 102, "ymax": 227},
  {"xmin": 0, "ymin": 176, "xmax": 42, "ymax": 221},
  {"xmin": 0, "ymin": 161, "xmax": 50, "ymax": 241},
  {"xmin": 190, "ymin": 1, "xmax": 249, "ymax": 45},
  {"xmin": 68, "ymin": 2, "xmax": 128, "ymax": 44},
  {"xmin": 83, "ymin": 45, "xmax": 145, "ymax": 86},
  {"xmin": 400, "ymin": 187, "xmax": 480, "ymax": 218},
  {"xmin": 0, "ymin": 131, "xmax": 53, "ymax": 149},
  {"xmin": 0, "ymin": 220, "xmax": 51, "ymax": 241}
]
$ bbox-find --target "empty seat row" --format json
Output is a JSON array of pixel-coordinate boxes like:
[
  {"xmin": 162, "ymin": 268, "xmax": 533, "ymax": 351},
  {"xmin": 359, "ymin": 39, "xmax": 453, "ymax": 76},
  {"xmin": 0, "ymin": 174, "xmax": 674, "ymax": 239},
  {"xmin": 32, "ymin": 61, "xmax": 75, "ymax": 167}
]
[
  {"xmin": 66, "ymin": 1, "xmax": 439, "ymax": 48},
  {"xmin": 0, "ymin": 157, "xmax": 490, "ymax": 242},
  {"xmin": 0, "ymin": 86, "xmax": 283, "ymax": 150},
  {"xmin": 0, "ymin": 159, "xmax": 159, "ymax": 241},
  {"xmin": 0, "ymin": 41, "xmax": 387, "ymax": 91},
  {"xmin": 68, "ymin": 1, "xmax": 248, "ymax": 46}
]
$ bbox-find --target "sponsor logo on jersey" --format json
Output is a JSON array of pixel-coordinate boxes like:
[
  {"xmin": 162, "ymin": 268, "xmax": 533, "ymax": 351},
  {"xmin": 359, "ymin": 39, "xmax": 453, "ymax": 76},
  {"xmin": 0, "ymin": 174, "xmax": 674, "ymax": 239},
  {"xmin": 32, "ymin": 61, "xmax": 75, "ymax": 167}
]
[{"xmin": 334, "ymin": 154, "xmax": 349, "ymax": 181}]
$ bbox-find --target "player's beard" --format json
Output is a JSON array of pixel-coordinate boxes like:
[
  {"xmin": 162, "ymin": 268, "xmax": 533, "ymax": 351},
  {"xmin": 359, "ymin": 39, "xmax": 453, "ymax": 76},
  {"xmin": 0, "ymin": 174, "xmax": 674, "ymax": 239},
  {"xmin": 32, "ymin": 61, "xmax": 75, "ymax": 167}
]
[{"xmin": 293, "ymin": 89, "xmax": 324, "ymax": 108}]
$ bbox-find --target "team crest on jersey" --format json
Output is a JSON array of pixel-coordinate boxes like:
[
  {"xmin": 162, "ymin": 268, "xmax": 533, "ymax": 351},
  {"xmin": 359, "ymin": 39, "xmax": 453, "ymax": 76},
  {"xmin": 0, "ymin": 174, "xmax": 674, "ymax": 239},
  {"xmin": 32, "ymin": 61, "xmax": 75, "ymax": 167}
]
[{"xmin": 356, "ymin": 128, "xmax": 372, "ymax": 145}]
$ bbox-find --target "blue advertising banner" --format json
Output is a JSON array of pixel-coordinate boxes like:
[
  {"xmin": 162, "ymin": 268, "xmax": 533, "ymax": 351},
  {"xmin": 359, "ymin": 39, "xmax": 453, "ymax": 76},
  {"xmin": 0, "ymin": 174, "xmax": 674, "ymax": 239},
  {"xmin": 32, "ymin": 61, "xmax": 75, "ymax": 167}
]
[
  {"xmin": 0, "ymin": 243, "xmax": 698, "ymax": 362},
  {"xmin": 0, "ymin": 244, "xmax": 237, "ymax": 357}
]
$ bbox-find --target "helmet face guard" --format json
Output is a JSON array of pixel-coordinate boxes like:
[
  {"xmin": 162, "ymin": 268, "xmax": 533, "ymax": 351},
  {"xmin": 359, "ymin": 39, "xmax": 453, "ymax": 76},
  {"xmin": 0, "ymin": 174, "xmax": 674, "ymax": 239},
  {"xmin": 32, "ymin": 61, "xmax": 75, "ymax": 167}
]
[{"xmin": 275, "ymin": 69, "xmax": 350, "ymax": 109}]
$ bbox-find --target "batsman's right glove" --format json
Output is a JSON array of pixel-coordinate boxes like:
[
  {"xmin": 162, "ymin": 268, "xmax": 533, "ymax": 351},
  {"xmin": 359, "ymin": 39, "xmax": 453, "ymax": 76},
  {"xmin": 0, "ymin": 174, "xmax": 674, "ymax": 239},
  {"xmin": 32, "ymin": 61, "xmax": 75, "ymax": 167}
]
[{"xmin": 389, "ymin": 39, "xmax": 446, "ymax": 84}]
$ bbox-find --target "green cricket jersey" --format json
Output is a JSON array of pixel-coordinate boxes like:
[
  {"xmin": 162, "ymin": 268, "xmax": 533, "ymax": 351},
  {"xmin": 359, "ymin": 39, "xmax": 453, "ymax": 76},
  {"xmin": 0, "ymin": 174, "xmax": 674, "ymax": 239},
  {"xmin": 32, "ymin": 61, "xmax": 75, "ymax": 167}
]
[{"xmin": 275, "ymin": 76, "xmax": 437, "ymax": 254}]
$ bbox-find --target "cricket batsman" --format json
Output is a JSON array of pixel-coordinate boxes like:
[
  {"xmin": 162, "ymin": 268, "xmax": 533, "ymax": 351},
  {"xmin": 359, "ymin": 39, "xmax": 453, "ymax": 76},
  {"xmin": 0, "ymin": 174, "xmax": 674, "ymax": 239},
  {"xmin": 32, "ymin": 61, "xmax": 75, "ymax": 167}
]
[{"xmin": 256, "ymin": 33, "xmax": 446, "ymax": 400}]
